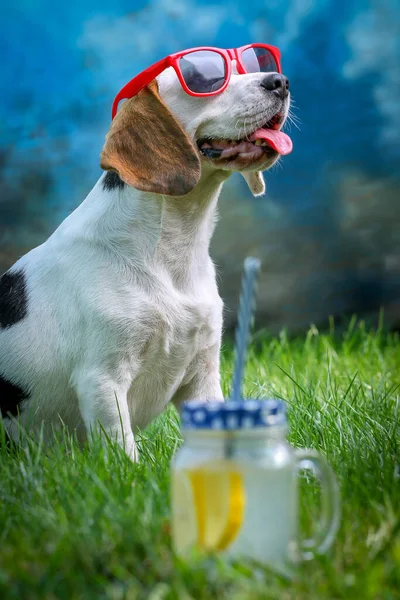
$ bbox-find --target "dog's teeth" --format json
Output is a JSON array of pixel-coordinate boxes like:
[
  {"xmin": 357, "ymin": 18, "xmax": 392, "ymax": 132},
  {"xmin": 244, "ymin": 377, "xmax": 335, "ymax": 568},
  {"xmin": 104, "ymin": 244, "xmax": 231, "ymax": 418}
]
[
  {"xmin": 261, "ymin": 140, "xmax": 268, "ymax": 146},
  {"xmin": 254, "ymin": 139, "xmax": 262, "ymax": 146}
]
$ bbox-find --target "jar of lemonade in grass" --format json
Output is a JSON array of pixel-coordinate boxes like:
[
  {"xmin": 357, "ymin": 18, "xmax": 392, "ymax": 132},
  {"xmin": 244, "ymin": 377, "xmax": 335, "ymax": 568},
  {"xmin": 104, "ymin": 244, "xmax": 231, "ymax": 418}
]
[{"xmin": 171, "ymin": 398, "xmax": 340, "ymax": 576}]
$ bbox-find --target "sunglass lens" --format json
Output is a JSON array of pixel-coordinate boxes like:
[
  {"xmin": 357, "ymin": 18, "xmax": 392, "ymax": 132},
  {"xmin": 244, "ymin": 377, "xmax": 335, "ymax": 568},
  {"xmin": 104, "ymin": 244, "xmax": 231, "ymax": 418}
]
[
  {"xmin": 242, "ymin": 47, "xmax": 278, "ymax": 73},
  {"xmin": 179, "ymin": 51, "xmax": 226, "ymax": 93}
]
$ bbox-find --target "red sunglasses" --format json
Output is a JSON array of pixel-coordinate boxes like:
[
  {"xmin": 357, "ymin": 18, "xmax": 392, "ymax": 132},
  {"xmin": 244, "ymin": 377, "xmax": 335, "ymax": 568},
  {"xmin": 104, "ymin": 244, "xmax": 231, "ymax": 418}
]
[{"xmin": 112, "ymin": 43, "xmax": 282, "ymax": 119}]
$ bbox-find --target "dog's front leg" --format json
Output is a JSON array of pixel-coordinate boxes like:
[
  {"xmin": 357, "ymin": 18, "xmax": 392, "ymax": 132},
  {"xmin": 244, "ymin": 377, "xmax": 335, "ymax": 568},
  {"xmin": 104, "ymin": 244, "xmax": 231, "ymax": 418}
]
[
  {"xmin": 73, "ymin": 369, "xmax": 137, "ymax": 461},
  {"xmin": 172, "ymin": 342, "xmax": 224, "ymax": 408}
]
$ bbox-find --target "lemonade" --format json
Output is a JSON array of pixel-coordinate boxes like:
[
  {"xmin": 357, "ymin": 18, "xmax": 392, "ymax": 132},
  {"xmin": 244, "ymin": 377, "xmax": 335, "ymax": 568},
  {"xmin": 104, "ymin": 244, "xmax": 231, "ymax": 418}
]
[{"xmin": 171, "ymin": 399, "xmax": 340, "ymax": 575}]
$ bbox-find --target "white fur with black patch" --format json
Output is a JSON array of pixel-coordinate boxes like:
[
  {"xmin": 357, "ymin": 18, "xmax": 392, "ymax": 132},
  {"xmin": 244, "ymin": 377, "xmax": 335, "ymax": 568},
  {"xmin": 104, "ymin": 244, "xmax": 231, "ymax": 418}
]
[{"xmin": 0, "ymin": 65, "xmax": 290, "ymax": 460}]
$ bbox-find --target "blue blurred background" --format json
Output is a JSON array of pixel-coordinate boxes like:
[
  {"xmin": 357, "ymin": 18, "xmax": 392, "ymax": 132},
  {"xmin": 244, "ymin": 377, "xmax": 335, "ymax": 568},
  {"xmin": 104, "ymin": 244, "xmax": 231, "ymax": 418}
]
[{"xmin": 1, "ymin": 0, "xmax": 399, "ymax": 331}]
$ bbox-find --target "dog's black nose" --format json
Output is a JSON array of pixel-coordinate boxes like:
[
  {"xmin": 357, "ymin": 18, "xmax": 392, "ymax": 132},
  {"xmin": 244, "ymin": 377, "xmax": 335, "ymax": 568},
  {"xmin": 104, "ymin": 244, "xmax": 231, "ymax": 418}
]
[{"xmin": 260, "ymin": 74, "xmax": 290, "ymax": 99}]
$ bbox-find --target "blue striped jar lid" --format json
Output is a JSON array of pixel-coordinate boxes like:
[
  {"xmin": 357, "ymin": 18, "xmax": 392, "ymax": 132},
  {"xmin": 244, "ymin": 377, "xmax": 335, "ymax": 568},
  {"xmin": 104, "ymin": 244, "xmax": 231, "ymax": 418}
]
[{"xmin": 181, "ymin": 399, "xmax": 287, "ymax": 431}]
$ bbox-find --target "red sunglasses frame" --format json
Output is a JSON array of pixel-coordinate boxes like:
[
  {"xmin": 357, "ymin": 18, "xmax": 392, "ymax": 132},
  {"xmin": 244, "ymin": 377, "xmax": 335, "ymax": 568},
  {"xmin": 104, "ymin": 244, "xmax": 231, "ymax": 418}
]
[{"xmin": 112, "ymin": 43, "xmax": 282, "ymax": 119}]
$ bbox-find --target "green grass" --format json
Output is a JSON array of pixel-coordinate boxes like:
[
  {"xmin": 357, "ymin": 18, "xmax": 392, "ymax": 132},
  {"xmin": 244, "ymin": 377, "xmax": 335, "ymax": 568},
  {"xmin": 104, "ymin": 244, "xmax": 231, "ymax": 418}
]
[{"xmin": 1, "ymin": 320, "xmax": 400, "ymax": 599}]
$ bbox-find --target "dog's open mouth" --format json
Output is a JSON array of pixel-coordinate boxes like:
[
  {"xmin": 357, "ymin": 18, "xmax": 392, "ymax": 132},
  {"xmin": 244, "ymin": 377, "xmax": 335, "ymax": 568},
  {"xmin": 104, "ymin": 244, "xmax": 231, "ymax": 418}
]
[{"xmin": 197, "ymin": 113, "xmax": 293, "ymax": 162}]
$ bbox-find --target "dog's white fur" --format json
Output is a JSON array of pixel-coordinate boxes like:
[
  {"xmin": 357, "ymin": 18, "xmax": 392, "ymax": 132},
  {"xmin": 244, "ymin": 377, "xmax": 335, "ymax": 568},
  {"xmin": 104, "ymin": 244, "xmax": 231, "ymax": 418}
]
[{"xmin": 1, "ymin": 65, "xmax": 289, "ymax": 459}]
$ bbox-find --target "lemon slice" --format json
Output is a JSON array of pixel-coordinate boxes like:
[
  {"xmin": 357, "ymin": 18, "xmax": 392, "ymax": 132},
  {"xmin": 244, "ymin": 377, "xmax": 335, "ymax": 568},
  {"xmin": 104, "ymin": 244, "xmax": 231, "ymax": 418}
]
[{"xmin": 172, "ymin": 463, "xmax": 245, "ymax": 553}]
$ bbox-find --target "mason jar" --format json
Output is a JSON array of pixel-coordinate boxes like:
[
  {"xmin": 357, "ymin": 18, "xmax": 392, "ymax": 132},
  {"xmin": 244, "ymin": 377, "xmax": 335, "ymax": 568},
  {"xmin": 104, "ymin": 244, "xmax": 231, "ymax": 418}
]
[{"xmin": 171, "ymin": 399, "xmax": 340, "ymax": 576}]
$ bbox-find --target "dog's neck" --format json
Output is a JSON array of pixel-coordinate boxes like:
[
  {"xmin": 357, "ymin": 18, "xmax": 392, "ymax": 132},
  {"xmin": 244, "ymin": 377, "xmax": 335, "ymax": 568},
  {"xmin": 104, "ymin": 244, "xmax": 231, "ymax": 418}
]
[
  {"xmin": 155, "ymin": 167, "xmax": 230, "ymax": 287},
  {"xmin": 64, "ymin": 167, "xmax": 229, "ymax": 288}
]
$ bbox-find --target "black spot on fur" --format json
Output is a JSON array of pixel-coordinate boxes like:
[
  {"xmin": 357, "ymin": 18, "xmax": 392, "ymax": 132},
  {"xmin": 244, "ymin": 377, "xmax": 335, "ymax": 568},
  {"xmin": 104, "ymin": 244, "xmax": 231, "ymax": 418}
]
[
  {"xmin": 0, "ymin": 375, "xmax": 29, "ymax": 417},
  {"xmin": 0, "ymin": 270, "xmax": 28, "ymax": 328},
  {"xmin": 103, "ymin": 171, "xmax": 125, "ymax": 191}
]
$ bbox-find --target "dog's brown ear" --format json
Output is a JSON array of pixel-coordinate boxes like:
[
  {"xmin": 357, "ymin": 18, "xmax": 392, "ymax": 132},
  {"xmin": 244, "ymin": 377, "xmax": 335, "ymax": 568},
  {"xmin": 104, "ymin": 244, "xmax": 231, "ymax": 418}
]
[{"xmin": 100, "ymin": 81, "xmax": 201, "ymax": 196}]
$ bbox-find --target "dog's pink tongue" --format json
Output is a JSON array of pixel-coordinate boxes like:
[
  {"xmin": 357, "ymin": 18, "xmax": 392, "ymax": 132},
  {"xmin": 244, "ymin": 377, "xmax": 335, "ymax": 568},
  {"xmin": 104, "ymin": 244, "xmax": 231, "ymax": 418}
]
[{"xmin": 249, "ymin": 128, "xmax": 293, "ymax": 155}]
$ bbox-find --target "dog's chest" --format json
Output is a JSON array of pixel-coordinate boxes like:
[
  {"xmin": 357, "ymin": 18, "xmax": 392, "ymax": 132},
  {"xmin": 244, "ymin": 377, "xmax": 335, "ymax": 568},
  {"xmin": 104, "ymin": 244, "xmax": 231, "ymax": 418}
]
[{"xmin": 127, "ymin": 289, "xmax": 219, "ymax": 425}]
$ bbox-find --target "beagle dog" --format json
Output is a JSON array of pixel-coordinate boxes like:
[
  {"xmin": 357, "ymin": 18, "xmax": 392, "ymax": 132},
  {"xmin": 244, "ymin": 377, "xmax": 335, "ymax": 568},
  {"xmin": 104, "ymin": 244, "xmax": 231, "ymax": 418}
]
[{"xmin": 0, "ymin": 62, "xmax": 291, "ymax": 460}]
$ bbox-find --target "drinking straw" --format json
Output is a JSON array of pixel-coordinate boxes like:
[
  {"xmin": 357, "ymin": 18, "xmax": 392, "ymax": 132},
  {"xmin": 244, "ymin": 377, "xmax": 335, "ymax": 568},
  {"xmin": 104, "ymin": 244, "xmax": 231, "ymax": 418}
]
[{"xmin": 231, "ymin": 257, "xmax": 261, "ymax": 403}]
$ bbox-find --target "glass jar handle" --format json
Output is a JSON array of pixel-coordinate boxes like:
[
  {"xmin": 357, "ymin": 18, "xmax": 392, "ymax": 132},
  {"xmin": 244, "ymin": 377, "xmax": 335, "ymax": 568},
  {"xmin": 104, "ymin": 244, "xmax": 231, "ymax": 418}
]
[{"xmin": 294, "ymin": 449, "xmax": 341, "ymax": 561}]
